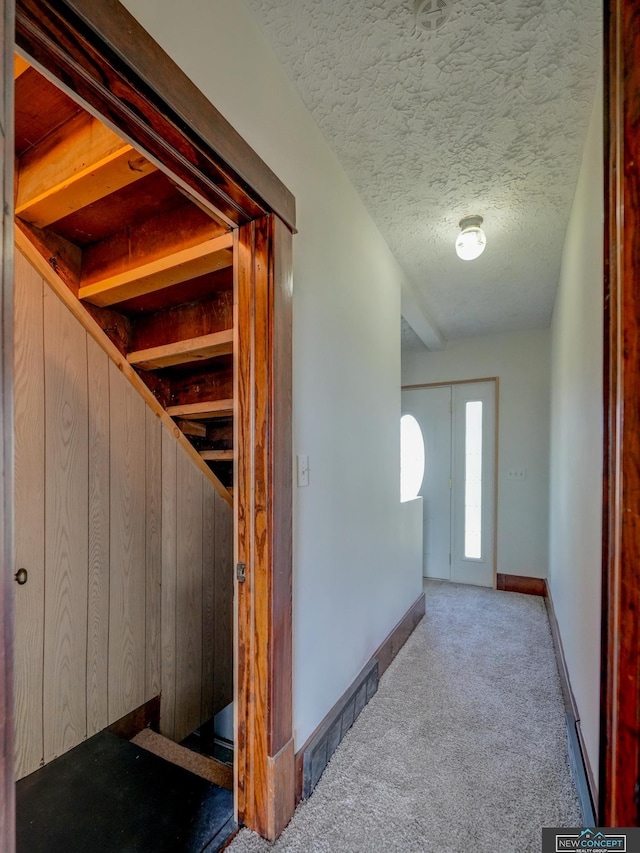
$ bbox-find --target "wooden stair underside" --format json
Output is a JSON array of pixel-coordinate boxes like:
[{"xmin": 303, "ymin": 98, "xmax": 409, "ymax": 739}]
[{"xmin": 15, "ymin": 58, "xmax": 237, "ymax": 497}]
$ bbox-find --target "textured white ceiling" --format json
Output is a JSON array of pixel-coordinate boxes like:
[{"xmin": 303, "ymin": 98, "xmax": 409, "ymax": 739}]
[{"xmin": 243, "ymin": 0, "xmax": 601, "ymax": 344}]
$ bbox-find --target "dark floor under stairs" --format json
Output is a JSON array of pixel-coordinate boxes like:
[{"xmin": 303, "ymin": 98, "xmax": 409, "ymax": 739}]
[{"xmin": 16, "ymin": 730, "xmax": 236, "ymax": 853}]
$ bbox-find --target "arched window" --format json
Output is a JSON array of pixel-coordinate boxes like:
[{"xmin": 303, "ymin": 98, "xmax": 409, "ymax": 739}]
[{"xmin": 400, "ymin": 414, "xmax": 425, "ymax": 502}]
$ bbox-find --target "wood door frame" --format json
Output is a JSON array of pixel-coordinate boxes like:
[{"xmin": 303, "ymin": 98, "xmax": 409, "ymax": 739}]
[
  {"xmin": 5, "ymin": 0, "xmax": 295, "ymax": 844},
  {"xmin": 0, "ymin": 0, "xmax": 15, "ymax": 846},
  {"xmin": 601, "ymin": 0, "xmax": 640, "ymax": 827}
]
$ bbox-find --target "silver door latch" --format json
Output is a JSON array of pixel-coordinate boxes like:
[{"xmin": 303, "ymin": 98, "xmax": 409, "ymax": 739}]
[{"xmin": 236, "ymin": 562, "xmax": 246, "ymax": 583}]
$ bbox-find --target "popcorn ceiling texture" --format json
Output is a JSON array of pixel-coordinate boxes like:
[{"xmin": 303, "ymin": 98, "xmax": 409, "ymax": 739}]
[{"xmin": 243, "ymin": 0, "xmax": 601, "ymax": 341}]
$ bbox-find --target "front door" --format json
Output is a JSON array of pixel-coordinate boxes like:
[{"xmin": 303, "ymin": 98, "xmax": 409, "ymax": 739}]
[{"xmin": 402, "ymin": 380, "xmax": 496, "ymax": 587}]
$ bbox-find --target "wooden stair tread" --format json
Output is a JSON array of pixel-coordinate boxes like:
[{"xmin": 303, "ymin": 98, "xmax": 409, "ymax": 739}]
[
  {"xmin": 167, "ymin": 399, "xmax": 233, "ymax": 420},
  {"xmin": 78, "ymin": 231, "xmax": 233, "ymax": 307},
  {"xmin": 200, "ymin": 450, "xmax": 234, "ymax": 462},
  {"xmin": 131, "ymin": 728, "xmax": 233, "ymax": 791},
  {"xmin": 127, "ymin": 329, "xmax": 233, "ymax": 370}
]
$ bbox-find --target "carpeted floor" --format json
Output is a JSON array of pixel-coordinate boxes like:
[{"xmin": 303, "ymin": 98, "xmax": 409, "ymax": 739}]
[{"xmin": 228, "ymin": 580, "xmax": 581, "ymax": 852}]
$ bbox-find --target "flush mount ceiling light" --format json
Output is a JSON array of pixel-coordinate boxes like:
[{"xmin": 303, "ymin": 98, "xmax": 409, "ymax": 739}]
[{"xmin": 455, "ymin": 215, "xmax": 487, "ymax": 261}]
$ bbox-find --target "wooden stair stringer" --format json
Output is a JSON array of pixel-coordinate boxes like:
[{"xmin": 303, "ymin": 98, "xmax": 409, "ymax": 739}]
[{"xmin": 16, "ymin": 227, "xmax": 233, "ymax": 507}]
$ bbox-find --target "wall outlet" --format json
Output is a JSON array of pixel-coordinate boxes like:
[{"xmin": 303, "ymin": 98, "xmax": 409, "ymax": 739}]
[{"xmin": 507, "ymin": 468, "xmax": 527, "ymax": 481}]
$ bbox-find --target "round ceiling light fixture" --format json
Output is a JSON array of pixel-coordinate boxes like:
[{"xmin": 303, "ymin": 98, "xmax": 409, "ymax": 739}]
[{"xmin": 455, "ymin": 215, "xmax": 486, "ymax": 261}]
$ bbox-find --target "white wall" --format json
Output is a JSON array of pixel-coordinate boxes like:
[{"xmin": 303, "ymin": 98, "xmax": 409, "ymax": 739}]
[
  {"xmin": 122, "ymin": 0, "xmax": 423, "ymax": 747},
  {"xmin": 402, "ymin": 329, "xmax": 551, "ymax": 578},
  {"xmin": 548, "ymin": 79, "xmax": 603, "ymax": 784}
]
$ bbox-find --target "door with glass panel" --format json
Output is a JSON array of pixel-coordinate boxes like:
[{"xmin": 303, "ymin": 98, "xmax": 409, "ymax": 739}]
[
  {"xmin": 402, "ymin": 380, "xmax": 496, "ymax": 587},
  {"xmin": 402, "ymin": 386, "xmax": 452, "ymax": 579}
]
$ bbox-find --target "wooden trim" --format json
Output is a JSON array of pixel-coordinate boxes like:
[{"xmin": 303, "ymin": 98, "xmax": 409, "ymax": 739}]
[
  {"xmin": 496, "ymin": 574, "xmax": 547, "ymax": 597},
  {"xmin": 15, "ymin": 0, "xmax": 296, "ymax": 230},
  {"xmin": 376, "ymin": 592, "xmax": 426, "ymax": 677},
  {"xmin": 106, "ymin": 695, "xmax": 161, "ymax": 740},
  {"xmin": 236, "ymin": 215, "xmax": 294, "ymax": 839},
  {"xmin": 15, "ymin": 111, "xmax": 155, "ymax": 227},
  {"xmin": 294, "ymin": 591, "xmax": 426, "ymax": 801},
  {"xmin": 127, "ymin": 329, "xmax": 233, "ymax": 371},
  {"xmin": 16, "ymin": 228, "xmax": 232, "ymax": 507},
  {"xmin": 545, "ymin": 590, "xmax": 597, "ymax": 824},
  {"xmin": 200, "ymin": 450, "xmax": 234, "ymax": 462},
  {"xmin": 601, "ymin": 0, "xmax": 640, "ymax": 827},
  {"xmin": 78, "ymin": 233, "xmax": 233, "ymax": 307},
  {"xmin": 166, "ymin": 399, "xmax": 234, "ymax": 420},
  {"xmin": 1, "ymin": 2, "xmax": 15, "ymax": 850}
]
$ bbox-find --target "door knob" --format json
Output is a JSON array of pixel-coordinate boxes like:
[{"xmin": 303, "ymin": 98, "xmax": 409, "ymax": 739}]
[{"xmin": 14, "ymin": 568, "xmax": 28, "ymax": 585}]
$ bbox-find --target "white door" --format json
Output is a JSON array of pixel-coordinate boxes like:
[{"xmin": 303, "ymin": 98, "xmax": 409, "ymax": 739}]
[
  {"xmin": 402, "ymin": 386, "xmax": 452, "ymax": 579},
  {"xmin": 402, "ymin": 381, "xmax": 496, "ymax": 587}
]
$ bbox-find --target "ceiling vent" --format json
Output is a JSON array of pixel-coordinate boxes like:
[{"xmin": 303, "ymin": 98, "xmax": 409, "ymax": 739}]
[{"xmin": 414, "ymin": 0, "xmax": 450, "ymax": 33}]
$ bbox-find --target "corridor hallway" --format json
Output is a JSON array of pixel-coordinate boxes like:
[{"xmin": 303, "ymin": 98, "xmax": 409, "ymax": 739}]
[{"xmin": 229, "ymin": 581, "xmax": 580, "ymax": 853}]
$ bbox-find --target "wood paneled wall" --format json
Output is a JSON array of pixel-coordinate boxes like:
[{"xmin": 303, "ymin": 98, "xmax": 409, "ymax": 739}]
[
  {"xmin": 13, "ymin": 248, "xmax": 233, "ymax": 780},
  {"xmin": 160, "ymin": 436, "xmax": 232, "ymax": 743}
]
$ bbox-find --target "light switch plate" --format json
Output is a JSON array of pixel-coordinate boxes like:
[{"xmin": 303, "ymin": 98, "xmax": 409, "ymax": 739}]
[
  {"xmin": 507, "ymin": 468, "xmax": 527, "ymax": 481},
  {"xmin": 297, "ymin": 454, "xmax": 310, "ymax": 487}
]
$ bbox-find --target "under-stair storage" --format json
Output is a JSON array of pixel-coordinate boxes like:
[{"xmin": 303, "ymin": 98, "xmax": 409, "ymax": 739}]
[
  {"xmin": 15, "ymin": 57, "xmax": 236, "ymax": 493},
  {"xmin": 13, "ymin": 57, "xmax": 237, "ymax": 779}
]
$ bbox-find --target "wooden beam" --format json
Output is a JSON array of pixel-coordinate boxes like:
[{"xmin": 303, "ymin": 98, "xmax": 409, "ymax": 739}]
[
  {"xmin": 16, "ymin": 111, "xmax": 156, "ymax": 227},
  {"xmin": 79, "ymin": 232, "xmax": 233, "ymax": 307},
  {"xmin": 200, "ymin": 450, "xmax": 233, "ymax": 462},
  {"xmin": 15, "ymin": 0, "xmax": 296, "ymax": 229},
  {"xmin": 130, "ymin": 288, "xmax": 233, "ymax": 353},
  {"xmin": 126, "ymin": 329, "xmax": 233, "ymax": 371},
  {"xmin": 166, "ymin": 399, "xmax": 234, "ymax": 420},
  {"xmin": 81, "ymin": 199, "xmax": 228, "ymax": 288},
  {"xmin": 15, "ymin": 228, "xmax": 232, "ymax": 507}
]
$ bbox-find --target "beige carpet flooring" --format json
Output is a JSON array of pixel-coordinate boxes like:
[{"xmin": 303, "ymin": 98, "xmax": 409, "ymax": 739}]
[{"xmin": 228, "ymin": 580, "xmax": 581, "ymax": 852}]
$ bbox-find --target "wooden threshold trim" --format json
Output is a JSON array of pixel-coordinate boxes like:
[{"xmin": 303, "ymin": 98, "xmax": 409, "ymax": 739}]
[
  {"xmin": 79, "ymin": 232, "xmax": 233, "ymax": 307},
  {"xmin": 496, "ymin": 574, "xmax": 547, "ymax": 597},
  {"xmin": 167, "ymin": 399, "xmax": 234, "ymax": 420},
  {"xmin": 546, "ymin": 588, "xmax": 597, "ymax": 824},
  {"xmin": 127, "ymin": 329, "xmax": 233, "ymax": 370},
  {"xmin": 16, "ymin": 228, "xmax": 232, "ymax": 506},
  {"xmin": 200, "ymin": 449, "xmax": 234, "ymax": 462},
  {"xmin": 294, "ymin": 591, "xmax": 425, "ymax": 802}
]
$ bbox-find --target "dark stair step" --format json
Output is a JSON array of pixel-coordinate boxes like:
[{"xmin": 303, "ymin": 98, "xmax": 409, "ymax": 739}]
[{"xmin": 16, "ymin": 730, "xmax": 236, "ymax": 853}]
